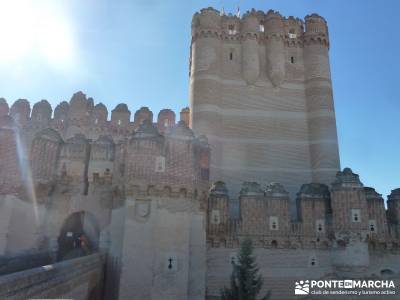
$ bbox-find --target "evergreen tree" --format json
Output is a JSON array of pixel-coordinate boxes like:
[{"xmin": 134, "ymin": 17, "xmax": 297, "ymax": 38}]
[{"xmin": 221, "ymin": 238, "xmax": 271, "ymax": 300}]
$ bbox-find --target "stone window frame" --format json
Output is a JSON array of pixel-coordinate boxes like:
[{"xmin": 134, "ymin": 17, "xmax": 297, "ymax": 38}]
[
  {"xmin": 269, "ymin": 216, "xmax": 279, "ymax": 231},
  {"xmin": 368, "ymin": 219, "xmax": 377, "ymax": 232},
  {"xmin": 316, "ymin": 219, "xmax": 325, "ymax": 234},
  {"xmin": 351, "ymin": 209, "xmax": 361, "ymax": 223}
]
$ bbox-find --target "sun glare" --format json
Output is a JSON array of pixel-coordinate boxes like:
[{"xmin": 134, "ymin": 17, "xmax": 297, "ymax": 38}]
[{"xmin": 0, "ymin": 0, "xmax": 75, "ymax": 69}]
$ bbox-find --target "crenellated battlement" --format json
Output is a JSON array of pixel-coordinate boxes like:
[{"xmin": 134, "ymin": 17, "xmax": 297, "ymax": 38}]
[
  {"xmin": 0, "ymin": 92, "xmax": 208, "ymax": 200},
  {"xmin": 0, "ymin": 91, "xmax": 191, "ymax": 142},
  {"xmin": 191, "ymin": 7, "xmax": 326, "ymax": 46},
  {"xmin": 206, "ymin": 168, "xmax": 400, "ymax": 250}
]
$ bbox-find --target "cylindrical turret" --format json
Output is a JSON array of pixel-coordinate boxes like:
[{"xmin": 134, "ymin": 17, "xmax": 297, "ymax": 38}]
[
  {"xmin": 111, "ymin": 104, "xmax": 131, "ymax": 127},
  {"xmin": 364, "ymin": 187, "xmax": 388, "ymax": 241},
  {"xmin": 10, "ymin": 99, "xmax": 30, "ymax": 126},
  {"xmin": 241, "ymin": 11, "xmax": 260, "ymax": 85},
  {"xmin": 157, "ymin": 109, "xmax": 175, "ymax": 134},
  {"xmin": 69, "ymin": 91, "xmax": 89, "ymax": 122},
  {"xmin": 296, "ymin": 183, "xmax": 330, "ymax": 245},
  {"xmin": 133, "ymin": 107, "xmax": 153, "ymax": 129},
  {"xmin": 264, "ymin": 10, "xmax": 286, "ymax": 87},
  {"xmin": 190, "ymin": 7, "xmax": 222, "ymax": 119},
  {"xmin": 180, "ymin": 107, "xmax": 190, "ymax": 127},
  {"xmin": 303, "ymin": 13, "xmax": 340, "ymax": 184},
  {"xmin": 52, "ymin": 101, "xmax": 69, "ymax": 131},
  {"xmin": 93, "ymin": 103, "xmax": 108, "ymax": 125},
  {"xmin": 190, "ymin": 8, "xmax": 223, "ymax": 179},
  {"xmin": 54, "ymin": 101, "xmax": 69, "ymax": 121},
  {"xmin": 31, "ymin": 99, "xmax": 52, "ymax": 126},
  {"xmin": 0, "ymin": 98, "xmax": 9, "ymax": 117},
  {"xmin": 208, "ymin": 181, "xmax": 230, "ymax": 237}
]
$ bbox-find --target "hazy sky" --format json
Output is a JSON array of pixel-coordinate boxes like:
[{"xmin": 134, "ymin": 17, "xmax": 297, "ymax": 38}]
[{"xmin": 0, "ymin": 0, "xmax": 399, "ymax": 199}]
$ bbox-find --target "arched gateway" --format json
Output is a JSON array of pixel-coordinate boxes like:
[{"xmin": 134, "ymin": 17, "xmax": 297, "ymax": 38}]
[{"xmin": 57, "ymin": 211, "xmax": 100, "ymax": 261}]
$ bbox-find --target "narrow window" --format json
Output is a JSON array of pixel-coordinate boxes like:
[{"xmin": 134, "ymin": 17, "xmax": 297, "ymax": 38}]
[
  {"xmin": 351, "ymin": 209, "xmax": 361, "ymax": 223},
  {"xmin": 291, "ymin": 56, "xmax": 295, "ymax": 64},
  {"xmin": 369, "ymin": 220, "xmax": 377, "ymax": 232},
  {"xmin": 228, "ymin": 24, "xmax": 235, "ymax": 35},
  {"xmin": 310, "ymin": 258, "xmax": 316, "ymax": 266},
  {"xmin": 269, "ymin": 216, "xmax": 279, "ymax": 230},
  {"xmin": 118, "ymin": 119, "xmax": 122, "ymax": 125},
  {"xmin": 259, "ymin": 24, "xmax": 264, "ymax": 32},
  {"xmin": 229, "ymin": 51, "xmax": 233, "ymax": 60}
]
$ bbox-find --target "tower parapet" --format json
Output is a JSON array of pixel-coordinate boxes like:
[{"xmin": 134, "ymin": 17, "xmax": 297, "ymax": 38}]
[{"xmin": 304, "ymin": 13, "xmax": 329, "ymax": 46}]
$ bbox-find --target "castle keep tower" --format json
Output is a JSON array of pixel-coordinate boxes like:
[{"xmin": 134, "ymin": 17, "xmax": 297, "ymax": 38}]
[{"xmin": 189, "ymin": 8, "xmax": 340, "ymax": 195}]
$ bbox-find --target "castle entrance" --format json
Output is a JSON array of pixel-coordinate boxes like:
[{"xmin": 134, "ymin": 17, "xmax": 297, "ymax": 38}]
[{"xmin": 57, "ymin": 211, "xmax": 100, "ymax": 261}]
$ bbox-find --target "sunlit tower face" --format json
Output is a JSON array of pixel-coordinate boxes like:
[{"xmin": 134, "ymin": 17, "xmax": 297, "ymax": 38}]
[{"xmin": 0, "ymin": 0, "xmax": 76, "ymax": 69}]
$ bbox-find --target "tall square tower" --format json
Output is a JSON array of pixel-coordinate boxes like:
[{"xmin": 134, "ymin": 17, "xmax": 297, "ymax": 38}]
[{"xmin": 189, "ymin": 8, "xmax": 340, "ymax": 196}]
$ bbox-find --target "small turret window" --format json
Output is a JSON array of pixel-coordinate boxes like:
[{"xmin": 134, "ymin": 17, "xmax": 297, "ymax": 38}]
[
  {"xmin": 290, "ymin": 56, "xmax": 295, "ymax": 64},
  {"xmin": 269, "ymin": 216, "xmax": 279, "ymax": 230},
  {"xmin": 229, "ymin": 51, "xmax": 233, "ymax": 60},
  {"xmin": 351, "ymin": 209, "xmax": 361, "ymax": 223},
  {"xmin": 117, "ymin": 119, "xmax": 122, "ymax": 125},
  {"xmin": 259, "ymin": 24, "xmax": 264, "ymax": 32},
  {"xmin": 228, "ymin": 24, "xmax": 236, "ymax": 35},
  {"xmin": 164, "ymin": 119, "xmax": 169, "ymax": 127},
  {"xmin": 369, "ymin": 220, "xmax": 376, "ymax": 232},
  {"xmin": 95, "ymin": 118, "xmax": 98, "ymax": 124}
]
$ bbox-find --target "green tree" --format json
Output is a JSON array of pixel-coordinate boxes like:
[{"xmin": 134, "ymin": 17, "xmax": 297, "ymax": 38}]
[{"xmin": 221, "ymin": 238, "xmax": 271, "ymax": 300}]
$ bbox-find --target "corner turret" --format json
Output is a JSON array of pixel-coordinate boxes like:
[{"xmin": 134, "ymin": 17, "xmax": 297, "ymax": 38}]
[{"xmin": 304, "ymin": 13, "xmax": 329, "ymax": 45}]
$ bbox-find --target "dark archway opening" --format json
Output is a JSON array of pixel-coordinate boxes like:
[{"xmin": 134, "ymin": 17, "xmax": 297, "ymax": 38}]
[{"xmin": 57, "ymin": 211, "xmax": 100, "ymax": 261}]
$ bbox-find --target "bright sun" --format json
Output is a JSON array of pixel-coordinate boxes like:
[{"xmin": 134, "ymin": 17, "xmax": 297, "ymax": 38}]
[{"xmin": 0, "ymin": 0, "xmax": 75, "ymax": 69}]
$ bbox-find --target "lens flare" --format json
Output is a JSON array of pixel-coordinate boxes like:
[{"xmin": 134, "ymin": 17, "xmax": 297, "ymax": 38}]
[{"xmin": 14, "ymin": 126, "xmax": 39, "ymax": 223}]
